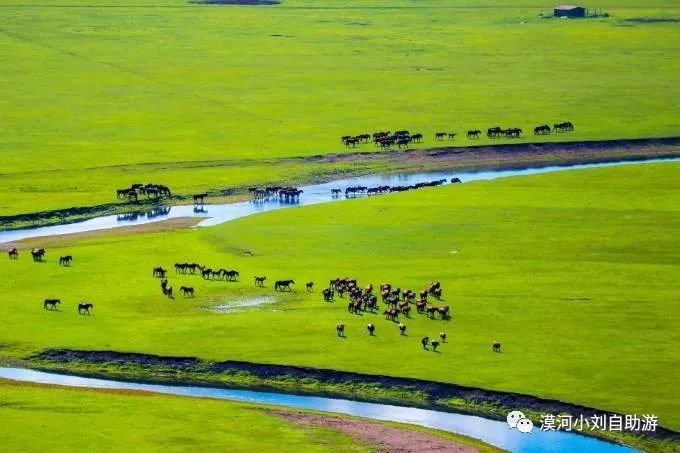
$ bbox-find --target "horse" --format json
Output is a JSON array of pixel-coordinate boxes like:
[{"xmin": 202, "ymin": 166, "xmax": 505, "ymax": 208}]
[
  {"xmin": 336, "ymin": 322, "xmax": 345, "ymax": 337},
  {"xmin": 399, "ymin": 323, "xmax": 406, "ymax": 335},
  {"xmin": 435, "ymin": 132, "xmax": 447, "ymax": 141},
  {"xmin": 421, "ymin": 336, "xmax": 430, "ymax": 349},
  {"xmin": 152, "ymin": 267, "xmax": 167, "ymax": 278},
  {"xmin": 59, "ymin": 255, "xmax": 73, "ymax": 266},
  {"xmin": 180, "ymin": 286, "xmax": 194, "ymax": 297},
  {"xmin": 322, "ymin": 288, "xmax": 334, "ymax": 302},
  {"xmin": 116, "ymin": 188, "xmax": 130, "ymax": 198},
  {"xmin": 431, "ymin": 340, "xmax": 440, "ymax": 351},
  {"xmin": 224, "ymin": 270, "xmax": 239, "ymax": 281},
  {"xmin": 447, "ymin": 133, "xmax": 457, "ymax": 140},
  {"xmin": 534, "ymin": 124, "xmax": 551, "ymax": 135},
  {"xmin": 306, "ymin": 281, "xmax": 314, "ymax": 292},
  {"xmin": 367, "ymin": 323, "xmax": 375, "ymax": 336},
  {"xmin": 450, "ymin": 177, "xmax": 461, "ymax": 184},
  {"xmin": 193, "ymin": 193, "xmax": 207, "ymax": 205},
  {"xmin": 254, "ymin": 276, "xmax": 266, "ymax": 287},
  {"xmin": 492, "ymin": 341, "xmax": 502, "ymax": 352},
  {"xmin": 78, "ymin": 303, "xmax": 93, "ymax": 314},
  {"xmin": 440, "ymin": 332, "xmax": 447, "ymax": 342},
  {"xmin": 467, "ymin": 129, "xmax": 481, "ymax": 139},
  {"xmin": 44, "ymin": 299, "xmax": 60, "ymax": 310},
  {"xmin": 31, "ymin": 248, "xmax": 45, "ymax": 262},
  {"xmin": 8, "ymin": 248, "xmax": 18, "ymax": 259},
  {"xmin": 163, "ymin": 286, "xmax": 173, "ymax": 299},
  {"xmin": 275, "ymin": 280, "xmax": 295, "ymax": 291},
  {"xmin": 331, "ymin": 189, "xmax": 342, "ymax": 197},
  {"xmin": 426, "ymin": 305, "xmax": 437, "ymax": 318},
  {"xmin": 126, "ymin": 190, "xmax": 138, "ymax": 202}
]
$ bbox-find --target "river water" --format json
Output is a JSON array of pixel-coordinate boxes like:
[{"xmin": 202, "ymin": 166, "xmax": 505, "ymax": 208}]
[
  {"xmin": 1, "ymin": 157, "xmax": 677, "ymax": 244},
  {"xmin": 0, "ymin": 367, "xmax": 637, "ymax": 453}
]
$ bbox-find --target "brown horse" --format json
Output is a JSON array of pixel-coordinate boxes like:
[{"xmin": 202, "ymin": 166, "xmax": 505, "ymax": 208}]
[
  {"xmin": 8, "ymin": 248, "xmax": 18, "ymax": 259},
  {"xmin": 275, "ymin": 280, "xmax": 295, "ymax": 291},
  {"xmin": 179, "ymin": 286, "xmax": 194, "ymax": 297},
  {"xmin": 254, "ymin": 276, "xmax": 266, "ymax": 287},
  {"xmin": 31, "ymin": 248, "xmax": 45, "ymax": 262},
  {"xmin": 336, "ymin": 322, "xmax": 345, "ymax": 337}
]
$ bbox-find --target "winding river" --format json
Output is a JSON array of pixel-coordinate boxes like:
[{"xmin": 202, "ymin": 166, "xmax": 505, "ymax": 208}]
[
  {"xmin": 2, "ymin": 158, "xmax": 672, "ymax": 451},
  {"xmin": 0, "ymin": 367, "xmax": 636, "ymax": 453},
  {"xmin": 1, "ymin": 157, "xmax": 678, "ymax": 244}
]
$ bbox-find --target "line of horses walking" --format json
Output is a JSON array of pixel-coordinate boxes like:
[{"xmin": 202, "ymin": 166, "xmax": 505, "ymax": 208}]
[
  {"xmin": 341, "ymin": 122, "xmax": 575, "ymax": 149},
  {"xmin": 335, "ymin": 178, "xmax": 461, "ymax": 198}
]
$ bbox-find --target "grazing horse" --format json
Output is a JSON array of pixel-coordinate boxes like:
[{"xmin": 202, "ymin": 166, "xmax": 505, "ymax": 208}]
[
  {"xmin": 193, "ymin": 193, "xmax": 207, "ymax": 205},
  {"xmin": 322, "ymin": 288, "xmax": 334, "ymax": 302},
  {"xmin": 126, "ymin": 190, "xmax": 138, "ymax": 202},
  {"xmin": 431, "ymin": 340, "xmax": 440, "ymax": 351},
  {"xmin": 450, "ymin": 178, "xmax": 461, "ymax": 184},
  {"xmin": 116, "ymin": 188, "xmax": 130, "ymax": 199},
  {"xmin": 336, "ymin": 322, "xmax": 345, "ymax": 337},
  {"xmin": 59, "ymin": 255, "xmax": 73, "ymax": 266},
  {"xmin": 399, "ymin": 323, "xmax": 406, "ymax": 335},
  {"xmin": 8, "ymin": 248, "xmax": 18, "ymax": 259},
  {"xmin": 492, "ymin": 341, "xmax": 501, "ymax": 352},
  {"xmin": 426, "ymin": 305, "xmax": 437, "ymax": 318},
  {"xmin": 152, "ymin": 267, "xmax": 167, "ymax": 278},
  {"xmin": 180, "ymin": 286, "xmax": 194, "ymax": 297},
  {"xmin": 440, "ymin": 332, "xmax": 447, "ymax": 342},
  {"xmin": 448, "ymin": 133, "xmax": 457, "ymax": 140},
  {"xmin": 31, "ymin": 248, "xmax": 45, "ymax": 262},
  {"xmin": 437, "ymin": 305, "xmax": 450, "ymax": 319},
  {"xmin": 435, "ymin": 132, "xmax": 447, "ymax": 141},
  {"xmin": 421, "ymin": 336, "xmax": 429, "ymax": 349},
  {"xmin": 306, "ymin": 281, "xmax": 314, "ymax": 292},
  {"xmin": 275, "ymin": 279, "xmax": 295, "ymax": 291},
  {"xmin": 78, "ymin": 303, "xmax": 93, "ymax": 314},
  {"xmin": 254, "ymin": 276, "xmax": 266, "ymax": 287},
  {"xmin": 44, "ymin": 299, "xmax": 60, "ymax": 310},
  {"xmin": 367, "ymin": 323, "xmax": 375, "ymax": 336},
  {"xmin": 467, "ymin": 129, "xmax": 481, "ymax": 139}
]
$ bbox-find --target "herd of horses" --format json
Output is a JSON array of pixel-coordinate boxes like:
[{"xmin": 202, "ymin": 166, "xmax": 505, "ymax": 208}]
[
  {"xmin": 115, "ymin": 183, "xmax": 171, "ymax": 202},
  {"xmin": 248, "ymin": 186, "xmax": 304, "ymax": 201},
  {"xmin": 341, "ymin": 122, "xmax": 574, "ymax": 148},
  {"xmin": 7, "ymin": 248, "xmax": 90, "ymax": 313},
  {"xmin": 7, "ymin": 246, "xmax": 502, "ymax": 352},
  {"xmin": 335, "ymin": 178, "xmax": 461, "ymax": 198}
]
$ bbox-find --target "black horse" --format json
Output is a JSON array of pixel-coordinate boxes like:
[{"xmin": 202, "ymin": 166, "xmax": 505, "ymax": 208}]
[
  {"xmin": 306, "ymin": 281, "xmax": 314, "ymax": 292},
  {"xmin": 275, "ymin": 279, "xmax": 295, "ymax": 291},
  {"xmin": 78, "ymin": 303, "xmax": 93, "ymax": 314},
  {"xmin": 180, "ymin": 286, "xmax": 194, "ymax": 297},
  {"xmin": 193, "ymin": 193, "xmax": 207, "ymax": 205},
  {"xmin": 254, "ymin": 276, "xmax": 266, "ymax": 287},
  {"xmin": 44, "ymin": 299, "xmax": 60, "ymax": 310},
  {"xmin": 59, "ymin": 255, "xmax": 73, "ymax": 266},
  {"xmin": 8, "ymin": 248, "xmax": 18, "ymax": 259}
]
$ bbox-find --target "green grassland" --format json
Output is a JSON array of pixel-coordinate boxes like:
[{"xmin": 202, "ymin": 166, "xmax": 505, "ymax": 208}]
[
  {"xmin": 0, "ymin": 0, "xmax": 679, "ymax": 215},
  {"xmin": 0, "ymin": 381, "xmax": 369, "ymax": 452},
  {"xmin": 1, "ymin": 163, "xmax": 679, "ymax": 432}
]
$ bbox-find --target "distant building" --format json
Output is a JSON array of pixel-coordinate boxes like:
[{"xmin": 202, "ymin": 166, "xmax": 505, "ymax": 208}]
[{"xmin": 554, "ymin": 5, "xmax": 587, "ymax": 17}]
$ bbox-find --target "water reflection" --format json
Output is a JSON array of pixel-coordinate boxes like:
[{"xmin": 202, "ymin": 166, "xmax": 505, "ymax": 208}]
[{"xmin": 1, "ymin": 157, "xmax": 678, "ymax": 244}]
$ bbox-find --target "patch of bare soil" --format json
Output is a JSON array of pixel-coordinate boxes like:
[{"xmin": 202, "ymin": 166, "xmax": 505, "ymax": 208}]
[{"xmin": 271, "ymin": 410, "xmax": 478, "ymax": 452}]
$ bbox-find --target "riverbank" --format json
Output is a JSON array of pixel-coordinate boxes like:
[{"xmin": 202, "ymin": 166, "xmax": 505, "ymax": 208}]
[
  {"xmin": 0, "ymin": 378, "xmax": 499, "ymax": 453},
  {"xmin": 7, "ymin": 350, "xmax": 677, "ymax": 452},
  {"xmin": 2, "ymin": 137, "xmax": 679, "ymax": 230}
]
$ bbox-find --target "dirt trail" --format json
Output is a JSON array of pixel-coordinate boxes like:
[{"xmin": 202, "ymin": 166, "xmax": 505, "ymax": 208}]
[{"xmin": 272, "ymin": 410, "xmax": 479, "ymax": 452}]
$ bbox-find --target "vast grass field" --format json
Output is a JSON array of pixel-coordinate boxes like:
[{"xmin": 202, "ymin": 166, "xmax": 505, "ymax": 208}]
[
  {"xmin": 0, "ymin": 0, "xmax": 678, "ymax": 215},
  {"xmin": 1, "ymin": 163, "xmax": 679, "ymax": 433}
]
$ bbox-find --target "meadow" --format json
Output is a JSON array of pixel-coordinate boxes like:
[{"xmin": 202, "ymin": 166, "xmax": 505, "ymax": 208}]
[
  {"xmin": 0, "ymin": 379, "xmax": 499, "ymax": 452},
  {"xmin": 0, "ymin": 0, "xmax": 679, "ymax": 215},
  {"xmin": 1, "ymin": 163, "xmax": 679, "ymax": 434}
]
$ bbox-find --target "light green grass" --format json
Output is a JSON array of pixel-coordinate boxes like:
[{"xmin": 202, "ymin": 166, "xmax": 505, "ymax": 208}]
[
  {"xmin": 0, "ymin": 380, "xmax": 500, "ymax": 452},
  {"xmin": 0, "ymin": 0, "xmax": 678, "ymax": 215},
  {"xmin": 1, "ymin": 163, "xmax": 679, "ymax": 432}
]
